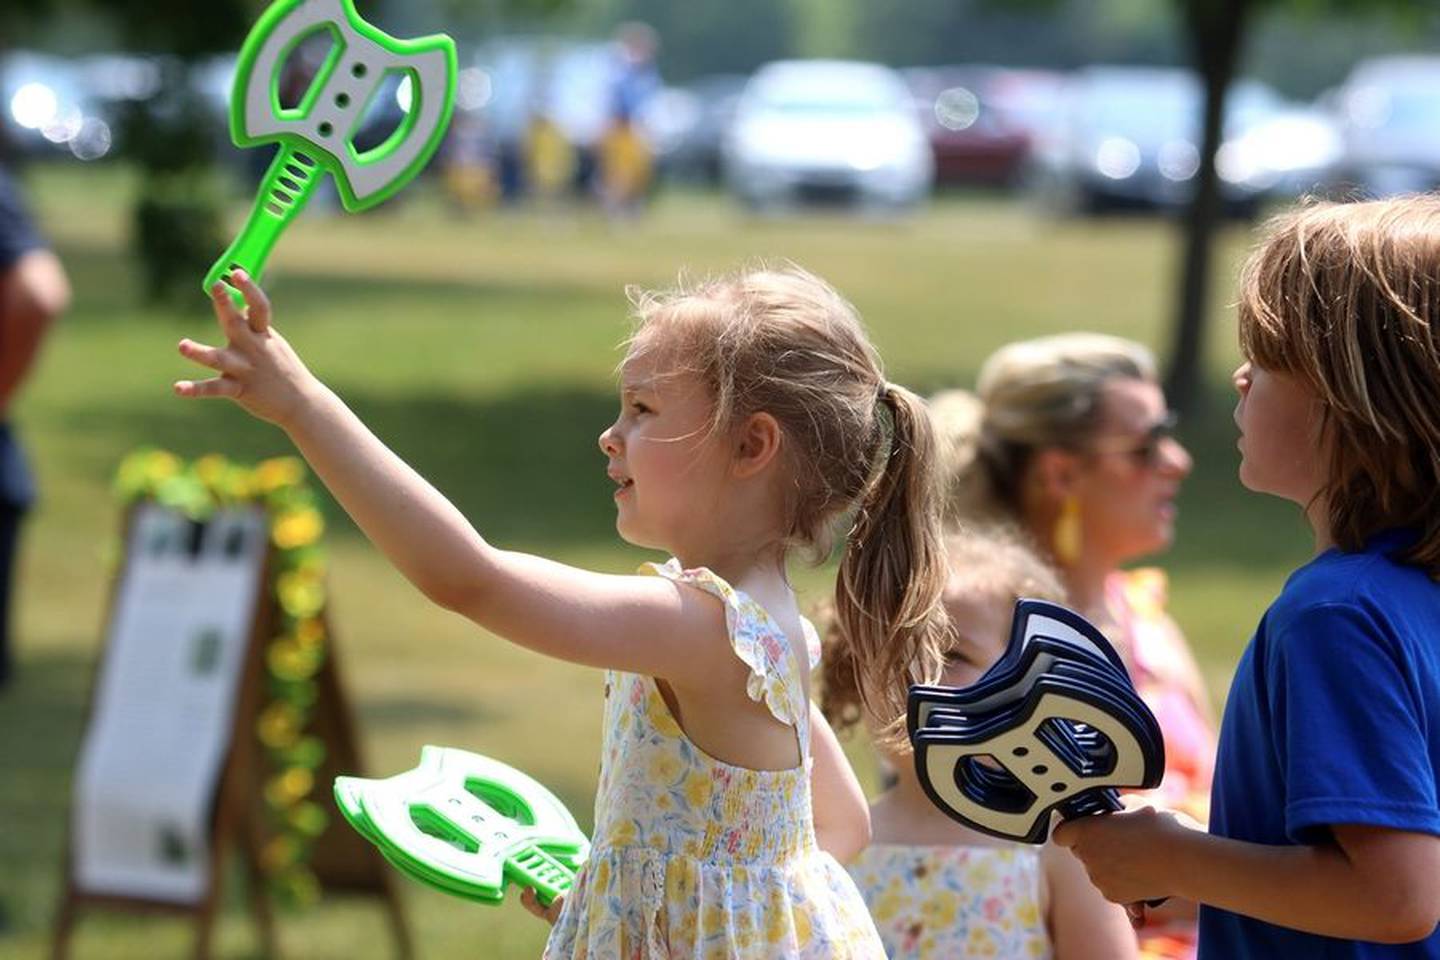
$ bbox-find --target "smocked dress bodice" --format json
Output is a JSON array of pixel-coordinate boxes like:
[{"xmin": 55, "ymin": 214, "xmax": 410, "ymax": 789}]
[{"xmin": 543, "ymin": 560, "xmax": 885, "ymax": 959}]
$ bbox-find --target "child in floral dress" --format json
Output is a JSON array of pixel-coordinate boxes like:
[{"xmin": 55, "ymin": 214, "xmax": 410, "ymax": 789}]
[
  {"xmin": 175, "ymin": 265, "xmax": 958, "ymax": 957},
  {"xmin": 832, "ymin": 528, "xmax": 1138, "ymax": 959}
]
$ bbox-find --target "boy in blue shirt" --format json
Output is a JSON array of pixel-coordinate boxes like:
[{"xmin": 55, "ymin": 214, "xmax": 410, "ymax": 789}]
[{"xmin": 1055, "ymin": 197, "xmax": 1440, "ymax": 957}]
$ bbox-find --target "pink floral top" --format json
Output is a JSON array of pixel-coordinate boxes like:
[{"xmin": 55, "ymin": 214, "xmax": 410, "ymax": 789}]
[
  {"xmin": 847, "ymin": 843, "xmax": 1051, "ymax": 959},
  {"xmin": 543, "ymin": 560, "xmax": 885, "ymax": 959},
  {"xmin": 1108, "ymin": 568, "xmax": 1216, "ymax": 960}
]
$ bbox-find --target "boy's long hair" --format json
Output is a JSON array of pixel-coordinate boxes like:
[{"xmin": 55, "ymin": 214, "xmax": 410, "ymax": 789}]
[
  {"xmin": 820, "ymin": 524, "xmax": 1067, "ymax": 743},
  {"xmin": 625, "ymin": 264, "xmax": 950, "ymax": 746},
  {"xmin": 1238, "ymin": 196, "xmax": 1440, "ymax": 576}
]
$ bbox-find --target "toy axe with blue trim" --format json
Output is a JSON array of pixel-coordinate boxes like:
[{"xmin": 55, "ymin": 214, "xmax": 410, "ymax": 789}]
[{"xmin": 908, "ymin": 599, "xmax": 1166, "ymax": 844}]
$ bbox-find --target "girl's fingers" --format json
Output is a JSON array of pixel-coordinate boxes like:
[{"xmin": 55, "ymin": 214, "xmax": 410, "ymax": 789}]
[
  {"xmin": 209, "ymin": 280, "xmax": 250, "ymax": 344},
  {"xmin": 519, "ymin": 887, "xmax": 561, "ymax": 924},
  {"xmin": 178, "ymin": 338, "xmax": 249, "ymax": 376},
  {"xmin": 173, "ymin": 376, "xmax": 242, "ymax": 400},
  {"xmin": 230, "ymin": 269, "xmax": 271, "ymax": 333}
]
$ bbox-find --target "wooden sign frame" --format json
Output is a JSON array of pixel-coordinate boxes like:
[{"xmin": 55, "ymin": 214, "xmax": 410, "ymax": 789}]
[{"xmin": 51, "ymin": 503, "xmax": 411, "ymax": 959}]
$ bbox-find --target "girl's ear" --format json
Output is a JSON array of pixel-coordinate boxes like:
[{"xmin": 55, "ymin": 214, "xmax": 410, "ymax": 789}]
[
  {"xmin": 733, "ymin": 412, "xmax": 783, "ymax": 479},
  {"xmin": 1031, "ymin": 447, "xmax": 1081, "ymax": 502}
]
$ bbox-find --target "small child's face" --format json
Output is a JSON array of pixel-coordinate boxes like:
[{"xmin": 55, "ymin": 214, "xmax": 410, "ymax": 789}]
[
  {"xmin": 939, "ymin": 587, "xmax": 1013, "ymax": 688},
  {"xmin": 598, "ymin": 351, "xmax": 730, "ymax": 551},
  {"xmin": 1233, "ymin": 361, "xmax": 1327, "ymax": 505}
]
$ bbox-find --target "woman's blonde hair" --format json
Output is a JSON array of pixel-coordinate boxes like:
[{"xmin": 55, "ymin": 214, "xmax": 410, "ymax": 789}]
[
  {"xmin": 626, "ymin": 264, "xmax": 950, "ymax": 743},
  {"xmin": 929, "ymin": 334, "xmax": 1157, "ymax": 526},
  {"xmin": 820, "ymin": 524, "xmax": 1066, "ymax": 739},
  {"xmin": 1237, "ymin": 196, "xmax": 1440, "ymax": 576}
]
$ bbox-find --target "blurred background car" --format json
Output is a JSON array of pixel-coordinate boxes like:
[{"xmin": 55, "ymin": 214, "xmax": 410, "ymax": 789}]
[
  {"xmin": 1026, "ymin": 65, "xmax": 1286, "ymax": 217},
  {"xmin": 903, "ymin": 65, "xmax": 1064, "ymax": 189},
  {"xmin": 661, "ymin": 73, "xmax": 748, "ymax": 185},
  {"xmin": 722, "ymin": 59, "xmax": 933, "ymax": 212},
  {"xmin": 1328, "ymin": 55, "xmax": 1440, "ymax": 198},
  {"xmin": 1217, "ymin": 102, "xmax": 1342, "ymax": 199}
]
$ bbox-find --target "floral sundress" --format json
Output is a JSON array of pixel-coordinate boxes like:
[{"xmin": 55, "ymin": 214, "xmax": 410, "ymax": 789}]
[
  {"xmin": 543, "ymin": 560, "xmax": 886, "ymax": 959},
  {"xmin": 848, "ymin": 843, "xmax": 1051, "ymax": 959}
]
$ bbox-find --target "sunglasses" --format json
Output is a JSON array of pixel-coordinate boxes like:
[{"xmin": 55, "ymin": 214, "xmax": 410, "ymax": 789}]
[{"xmin": 1086, "ymin": 411, "xmax": 1180, "ymax": 468}]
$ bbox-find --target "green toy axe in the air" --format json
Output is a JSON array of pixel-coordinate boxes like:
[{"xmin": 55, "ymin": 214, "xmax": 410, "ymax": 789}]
[{"xmin": 204, "ymin": 0, "xmax": 457, "ymax": 302}]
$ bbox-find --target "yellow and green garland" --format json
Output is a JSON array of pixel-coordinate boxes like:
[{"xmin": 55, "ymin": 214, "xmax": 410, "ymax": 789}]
[{"xmin": 115, "ymin": 448, "xmax": 332, "ymax": 906}]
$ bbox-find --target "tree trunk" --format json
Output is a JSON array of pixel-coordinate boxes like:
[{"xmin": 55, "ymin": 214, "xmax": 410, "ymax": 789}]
[{"xmin": 1166, "ymin": 0, "xmax": 1252, "ymax": 413}]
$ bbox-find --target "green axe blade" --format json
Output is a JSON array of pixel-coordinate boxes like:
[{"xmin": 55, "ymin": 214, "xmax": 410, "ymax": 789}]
[
  {"xmin": 334, "ymin": 746, "xmax": 590, "ymax": 907},
  {"xmin": 204, "ymin": 0, "xmax": 457, "ymax": 302}
]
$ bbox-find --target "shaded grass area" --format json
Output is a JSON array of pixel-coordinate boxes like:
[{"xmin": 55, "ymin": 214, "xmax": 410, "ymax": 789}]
[{"xmin": 0, "ymin": 165, "xmax": 1311, "ymax": 958}]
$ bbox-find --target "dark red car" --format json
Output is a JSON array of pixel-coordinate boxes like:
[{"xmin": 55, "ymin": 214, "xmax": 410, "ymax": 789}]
[{"xmin": 903, "ymin": 65, "xmax": 1063, "ymax": 188}]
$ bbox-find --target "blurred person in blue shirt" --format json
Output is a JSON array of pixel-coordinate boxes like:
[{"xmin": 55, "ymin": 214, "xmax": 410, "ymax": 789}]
[
  {"xmin": 0, "ymin": 164, "xmax": 69, "ymax": 690},
  {"xmin": 598, "ymin": 22, "xmax": 660, "ymax": 218}
]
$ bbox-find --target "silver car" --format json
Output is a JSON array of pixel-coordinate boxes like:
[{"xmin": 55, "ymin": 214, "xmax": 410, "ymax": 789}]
[
  {"xmin": 1330, "ymin": 56, "xmax": 1440, "ymax": 198},
  {"xmin": 1027, "ymin": 66, "xmax": 1282, "ymax": 216},
  {"xmin": 722, "ymin": 60, "xmax": 933, "ymax": 212}
]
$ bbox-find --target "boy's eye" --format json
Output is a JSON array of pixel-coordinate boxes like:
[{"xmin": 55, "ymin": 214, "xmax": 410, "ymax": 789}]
[{"xmin": 631, "ymin": 402, "xmax": 651, "ymax": 414}]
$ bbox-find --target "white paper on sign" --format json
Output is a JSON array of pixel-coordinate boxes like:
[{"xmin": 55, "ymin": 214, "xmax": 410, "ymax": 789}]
[{"xmin": 72, "ymin": 504, "xmax": 268, "ymax": 903}]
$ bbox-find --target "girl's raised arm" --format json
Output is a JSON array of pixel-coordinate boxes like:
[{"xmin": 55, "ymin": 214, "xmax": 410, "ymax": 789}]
[{"xmin": 176, "ymin": 273, "xmax": 738, "ymax": 686}]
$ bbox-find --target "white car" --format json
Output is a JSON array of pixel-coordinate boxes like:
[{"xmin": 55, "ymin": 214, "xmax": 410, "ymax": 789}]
[
  {"xmin": 723, "ymin": 60, "xmax": 933, "ymax": 212},
  {"xmin": 1329, "ymin": 56, "xmax": 1440, "ymax": 198}
]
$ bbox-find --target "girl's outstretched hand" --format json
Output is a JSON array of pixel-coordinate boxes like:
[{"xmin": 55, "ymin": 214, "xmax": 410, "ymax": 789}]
[{"xmin": 175, "ymin": 270, "xmax": 320, "ymax": 428}]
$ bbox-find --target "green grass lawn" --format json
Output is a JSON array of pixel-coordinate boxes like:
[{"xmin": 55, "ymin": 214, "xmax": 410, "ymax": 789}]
[{"xmin": 0, "ymin": 164, "xmax": 1313, "ymax": 959}]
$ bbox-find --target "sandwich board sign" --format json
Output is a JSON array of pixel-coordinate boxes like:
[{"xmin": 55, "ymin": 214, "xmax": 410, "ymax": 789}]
[{"xmin": 53, "ymin": 456, "xmax": 409, "ymax": 959}]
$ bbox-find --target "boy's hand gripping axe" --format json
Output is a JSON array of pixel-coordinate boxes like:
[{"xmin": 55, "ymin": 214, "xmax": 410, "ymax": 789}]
[{"xmin": 204, "ymin": 0, "xmax": 457, "ymax": 302}]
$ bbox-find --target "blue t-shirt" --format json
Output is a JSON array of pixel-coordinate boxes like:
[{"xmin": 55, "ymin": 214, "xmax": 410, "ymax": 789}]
[
  {"xmin": 1201, "ymin": 529, "xmax": 1440, "ymax": 958},
  {"xmin": 0, "ymin": 166, "xmax": 45, "ymax": 271}
]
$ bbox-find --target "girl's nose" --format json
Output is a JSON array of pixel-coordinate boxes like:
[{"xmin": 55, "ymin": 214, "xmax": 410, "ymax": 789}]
[{"xmin": 598, "ymin": 423, "xmax": 621, "ymax": 457}]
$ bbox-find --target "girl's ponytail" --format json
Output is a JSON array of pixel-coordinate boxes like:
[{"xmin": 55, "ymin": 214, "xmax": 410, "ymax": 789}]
[{"xmin": 830, "ymin": 382, "xmax": 952, "ymax": 746}]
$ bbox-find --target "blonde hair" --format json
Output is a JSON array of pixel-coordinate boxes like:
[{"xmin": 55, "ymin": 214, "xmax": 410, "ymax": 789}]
[
  {"xmin": 930, "ymin": 333, "xmax": 1157, "ymax": 526},
  {"xmin": 626, "ymin": 264, "xmax": 950, "ymax": 742},
  {"xmin": 820, "ymin": 524, "xmax": 1066, "ymax": 739},
  {"xmin": 1237, "ymin": 196, "xmax": 1440, "ymax": 576}
]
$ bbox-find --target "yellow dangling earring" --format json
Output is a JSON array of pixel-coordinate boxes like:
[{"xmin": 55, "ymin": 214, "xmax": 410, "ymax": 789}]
[{"xmin": 1053, "ymin": 493, "xmax": 1082, "ymax": 568}]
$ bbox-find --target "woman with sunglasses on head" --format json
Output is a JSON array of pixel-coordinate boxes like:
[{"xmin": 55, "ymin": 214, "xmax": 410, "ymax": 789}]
[{"xmin": 929, "ymin": 333, "xmax": 1214, "ymax": 960}]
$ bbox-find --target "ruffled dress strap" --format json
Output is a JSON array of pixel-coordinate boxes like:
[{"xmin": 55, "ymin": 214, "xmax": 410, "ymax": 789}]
[
  {"xmin": 801, "ymin": 616, "xmax": 822, "ymax": 672},
  {"xmin": 641, "ymin": 559, "xmax": 810, "ymax": 739}
]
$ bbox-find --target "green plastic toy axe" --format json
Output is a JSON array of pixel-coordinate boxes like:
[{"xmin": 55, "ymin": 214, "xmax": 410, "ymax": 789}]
[
  {"xmin": 204, "ymin": 0, "xmax": 457, "ymax": 302},
  {"xmin": 334, "ymin": 746, "xmax": 589, "ymax": 907}
]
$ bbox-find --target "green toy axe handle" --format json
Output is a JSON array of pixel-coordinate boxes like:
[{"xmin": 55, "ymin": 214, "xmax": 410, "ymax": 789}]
[
  {"xmin": 203, "ymin": 145, "xmax": 324, "ymax": 305},
  {"xmin": 506, "ymin": 842, "xmax": 577, "ymax": 907}
]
